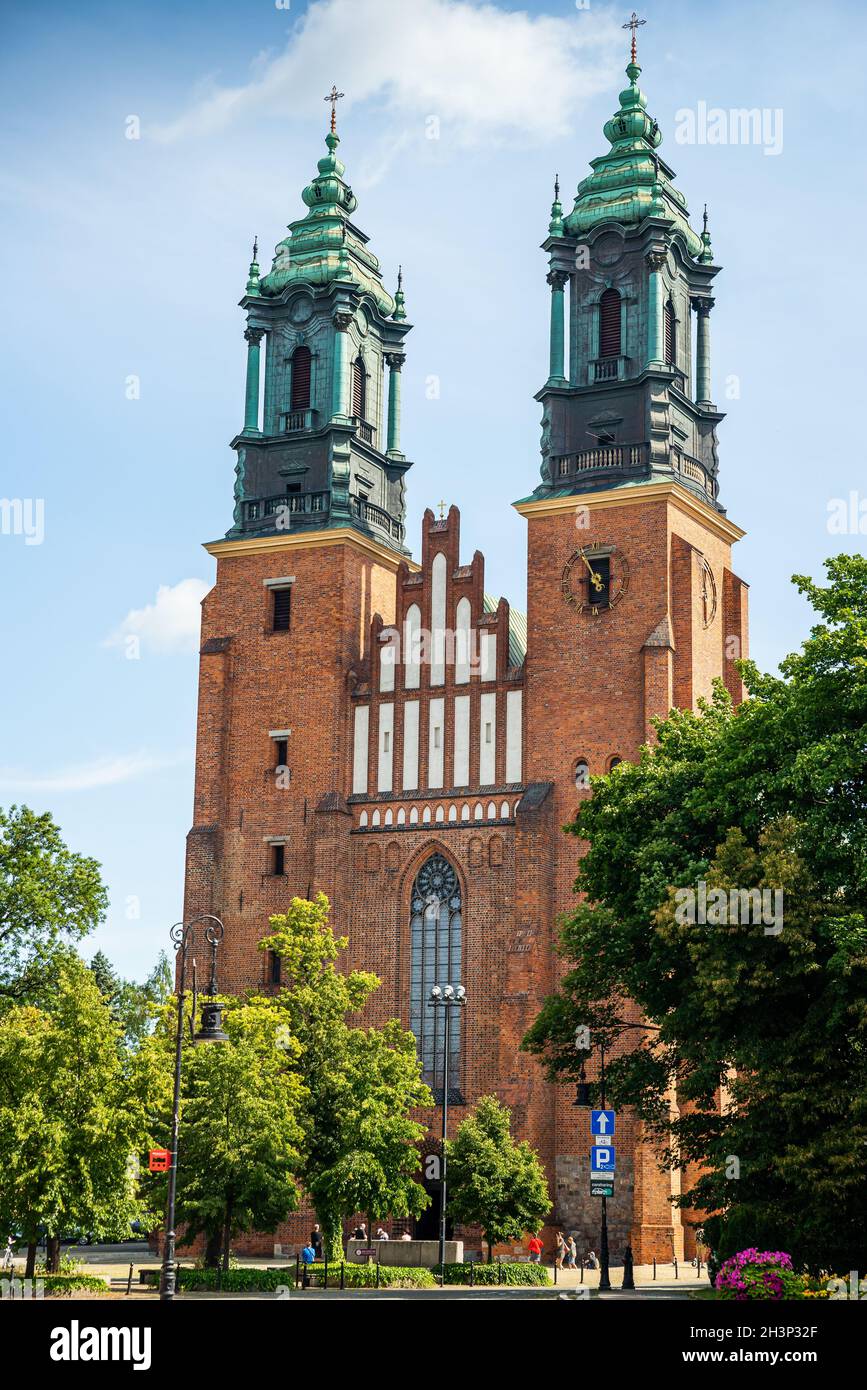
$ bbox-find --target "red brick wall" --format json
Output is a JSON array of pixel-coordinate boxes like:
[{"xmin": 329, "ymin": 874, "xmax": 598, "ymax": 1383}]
[{"xmin": 183, "ymin": 485, "xmax": 748, "ymax": 1262}]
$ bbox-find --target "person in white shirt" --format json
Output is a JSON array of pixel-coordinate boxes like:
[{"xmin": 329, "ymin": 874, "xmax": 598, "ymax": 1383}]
[{"xmin": 375, "ymin": 1227, "xmax": 389, "ymax": 1240}]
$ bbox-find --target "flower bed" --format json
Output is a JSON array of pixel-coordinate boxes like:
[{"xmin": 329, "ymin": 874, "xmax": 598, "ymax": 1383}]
[{"xmin": 714, "ymin": 1249, "xmax": 804, "ymax": 1300}]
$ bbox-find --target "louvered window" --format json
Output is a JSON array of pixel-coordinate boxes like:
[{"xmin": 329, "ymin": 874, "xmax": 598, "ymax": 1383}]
[
  {"xmin": 351, "ymin": 356, "xmax": 366, "ymax": 419},
  {"xmin": 599, "ymin": 288, "xmax": 621, "ymax": 358},
  {"xmin": 290, "ymin": 347, "xmax": 311, "ymax": 411},
  {"xmin": 272, "ymin": 587, "xmax": 291, "ymax": 632},
  {"xmin": 664, "ymin": 300, "xmax": 676, "ymax": 366}
]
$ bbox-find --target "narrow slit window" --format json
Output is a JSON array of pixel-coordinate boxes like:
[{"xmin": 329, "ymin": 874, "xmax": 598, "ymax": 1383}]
[
  {"xmin": 664, "ymin": 300, "xmax": 677, "ymax": 367},
  {"xmin": 351, "ymin": 356, "xmax": 366, "ymax": 419},
  {"xmin": 272, "ymin": 587, "xmax": 292, "ymax": 632},
  {"xmin": 272, "ymin": 843, "xmax": 285, "ymax": 875},
  {"xmin": 599, "ymin": 288, "xmax": 621, "ymax": 358},
  {"xmin": 290, "ymin": 346, "xmax": 311, "ymax": 411}
]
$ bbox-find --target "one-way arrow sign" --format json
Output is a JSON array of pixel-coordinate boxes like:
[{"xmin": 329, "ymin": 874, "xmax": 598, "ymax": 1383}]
[{"xmin": 590, "ymin": 1109, "xmax": 615, "ymax": 1137}]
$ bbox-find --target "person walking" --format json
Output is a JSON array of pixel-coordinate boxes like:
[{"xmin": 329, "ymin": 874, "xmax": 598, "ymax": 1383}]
[
  {"xmin": 565, "ymin": 1235, "xmax": 577, "ymax": 1269},
  {"xmin": 554, "ymin": 1232, "xmax": 566, "ymax": 1269},
  {"xmin": 310, "ymin": 1224, "xmax": 323, "ymax": 1259},
  {"xmin": 528, "ymin": 1233, "xmax": 544, "ymax": 1264},
  {"xmin": 1, "ymin": 1237, "xmax": 14, "ymax": 1273}
]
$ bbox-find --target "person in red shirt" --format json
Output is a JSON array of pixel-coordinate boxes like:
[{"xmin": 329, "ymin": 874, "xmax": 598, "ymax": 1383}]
[{"xmin": 528, "ymin": 1234, "xmax": 544, "ymax": 1263}]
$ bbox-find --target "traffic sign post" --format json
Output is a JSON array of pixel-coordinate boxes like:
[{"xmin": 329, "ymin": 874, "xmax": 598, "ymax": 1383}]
[{"xmin": 590, "ymin": 1144, "xmax": 616, "ymax": 1173}]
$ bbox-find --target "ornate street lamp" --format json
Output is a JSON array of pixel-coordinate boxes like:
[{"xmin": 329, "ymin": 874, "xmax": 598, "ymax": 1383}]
[
  {"xmin": 159, "ymin": 914, "xmax": 226, "ymax": 1301},
  {"xmin": 428, "ymin": 983, "xmax": 466, "ymax": 1281}
]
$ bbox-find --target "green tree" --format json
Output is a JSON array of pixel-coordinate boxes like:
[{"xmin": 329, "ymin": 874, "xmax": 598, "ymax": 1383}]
[
  {"xmin": 90, "ymin": 948, "xmax": 173, "ymax": 1047},
  {"xmin": 0, "ymin": 956, "xmax": 149, "ymax": 1274},
  {"xmin": 139, "ymin": 997, "xmax": 305, "ymax": 1269},
  {"xmin": 523, "ymin": 555, "xmax": 867, "ymax": 1274},
  {"xmin": 446, "ymin": 1095, "xmax": 550, "ymax": 1261},
  {"xmin": 0, "ymin": 805, "xmax": 108, "ymax": 1004},
  {"xmin": 261, "ymin": 894, "xmax": 432, "ymax": 1261}
]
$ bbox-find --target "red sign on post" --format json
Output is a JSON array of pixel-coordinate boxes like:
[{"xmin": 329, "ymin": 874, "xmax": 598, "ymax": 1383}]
[{"xmin": 148, "ymin": 1149, "xmax": 171, "ymax": 1172}]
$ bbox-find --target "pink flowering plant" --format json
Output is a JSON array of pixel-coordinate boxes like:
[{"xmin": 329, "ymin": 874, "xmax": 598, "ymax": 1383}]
[{"xmin": 715, "ymin": 1248, "xmax": 804, "ymax": 1300}]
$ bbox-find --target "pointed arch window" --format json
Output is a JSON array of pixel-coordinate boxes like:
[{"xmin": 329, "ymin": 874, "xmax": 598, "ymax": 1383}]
[
  {"xmin": 290, "ymin": 346, "xmax": 311, "ymax": 411},
  {"xmin": 599, "ymin": 288, "xmax": 622, "ymax": 358},
  {"xmin": 664, "ymin": 299, "xmax": 677, "ymax": 367},
  {"xmin": 351, "ymin": 355, "xmax": 367, "ymax": 420},
  {"xmin": 409, "ymin": 853, "xmax": 462, "ymax": 1098}
]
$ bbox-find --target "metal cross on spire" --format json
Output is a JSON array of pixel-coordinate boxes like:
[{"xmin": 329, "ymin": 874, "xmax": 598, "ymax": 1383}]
[
  {"xmin": 437, "ymin": 499, "xmax": 446, "ymax": 520},
  {"xmin": 622, "ymin": 11, "xmax": 646, "ymax": 63},
  {"xmin": 324, "ymin": 84, "xmax": 345, "ymax": 133}
]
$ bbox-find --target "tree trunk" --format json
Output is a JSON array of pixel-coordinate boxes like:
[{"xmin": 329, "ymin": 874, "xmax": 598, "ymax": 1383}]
[
  {"xmin": 487, "ymin": 1236, "xmax": 493, "ymax": 1264},
  {"xmin": 25, "ymin": 1241, "xmax": 37, "ymax": 1279},
  {"xmin": 203, "ymin": 1231, "xmax": 221, "ymax": 1269},
  {"xmin": 320, "ymin": 1210, "xmax": 344, "ymax": 1264},
  {"xmin": 46, "ymin": 1235, "xmax": 61, "ymax": 1274},
  {"xmin": 221, "ymin": 1198, "xmax": 233, "ymax": 1272}
]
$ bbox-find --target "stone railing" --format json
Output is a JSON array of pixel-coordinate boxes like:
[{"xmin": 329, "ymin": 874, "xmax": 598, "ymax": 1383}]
[
  {"xmin": 278, "ymin": 408, "xmax": 317, "ymax": 433},
  {"xmin": 554, "ymin": 442, "xmax": 648, "ymax": 479},
  {"xmin": 350, "ymin": 495, "xmax": 405, "ymax": 543},
  {"xmin": 246, "ymin": 491, "xmax": 329, "ymax": 522}
]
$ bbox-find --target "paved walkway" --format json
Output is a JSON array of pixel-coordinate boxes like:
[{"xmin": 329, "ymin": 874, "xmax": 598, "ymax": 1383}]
[{"xmin": 4, "ymin": 1246, "xmax": 710, "ymax": 1299}]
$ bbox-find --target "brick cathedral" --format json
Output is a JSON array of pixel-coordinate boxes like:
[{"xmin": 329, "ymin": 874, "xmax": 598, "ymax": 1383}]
[{"xmin": 183, "ymin": 51, "xmax": 749, "ymax": 1260}]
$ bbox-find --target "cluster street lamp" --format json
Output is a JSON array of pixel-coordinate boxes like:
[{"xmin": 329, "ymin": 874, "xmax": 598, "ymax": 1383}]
[
  {"xmin": 428, "ymin": 984, "xmax": 466, "ymax": 1279},
  {"xmin": 574, "ymin": 1021, "xmax": 660, "ymax": 1293},
  {"xmin": 159, "ymin": 914, "xmax": 227, "ymax": 1302}
]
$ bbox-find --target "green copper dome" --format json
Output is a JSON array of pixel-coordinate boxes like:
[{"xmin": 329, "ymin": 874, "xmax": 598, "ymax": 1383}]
[
  {"xmin": 563, "ymin": 59, "xmax": 703, "ymax": 258},
  {"xmin": 260, "ymin": 129, "xmax": 396, "ymax": 315}
]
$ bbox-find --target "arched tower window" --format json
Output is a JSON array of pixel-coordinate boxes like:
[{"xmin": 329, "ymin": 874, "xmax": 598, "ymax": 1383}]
[
  {"xmin": 351, "ymin": 355, "xmax": 367, "ymax": 419},
  {"xmin": 599, "ymin": 288, "xmax": 621, "ymax": 358},
  {"xmin": 664, "ymin": 299, "xmax": 676, "ymax": 367},
  {"xmin": 409, "ymin": 853, "xmax": 462, "ymax": 1097},
  {"xmin": 290, "ymin": 346, "xmax": 311, "ymax": 411}
]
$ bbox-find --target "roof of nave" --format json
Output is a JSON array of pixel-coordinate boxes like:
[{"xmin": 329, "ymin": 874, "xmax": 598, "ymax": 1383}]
[{"xmin": 483, "ymin": 593, "xmax": 527, "ymax": 668}]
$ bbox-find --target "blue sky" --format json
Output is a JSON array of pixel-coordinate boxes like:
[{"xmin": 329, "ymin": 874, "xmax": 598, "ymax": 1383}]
[{"xmin": 1, "ymin": 0, "xmax": 865, "ymax": 980}]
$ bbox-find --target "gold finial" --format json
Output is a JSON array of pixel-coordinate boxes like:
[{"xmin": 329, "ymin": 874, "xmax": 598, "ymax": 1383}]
[
  {"xmin": 622, "ymin": 11, "xmax": 646, "ymax": 63},
  {"xmin": 437, "ymin": 499, "xmax": 446, "ymax": 520},
  {"xmin": 324, "ymin": 84, "xmax": 345, "ymax": 134}
]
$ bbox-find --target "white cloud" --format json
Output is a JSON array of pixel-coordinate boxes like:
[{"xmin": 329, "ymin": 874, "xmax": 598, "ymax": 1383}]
[
  {"xmin": 105, "ymin": 578, "xmax": 211, "ymax": 656},
  {"xmin": 0, "ymin": 750, "xmax": 190, "ymax": 794},
  {"xmin": 152, "ymin": 0, "xmax": 622, "ymax": 148}
]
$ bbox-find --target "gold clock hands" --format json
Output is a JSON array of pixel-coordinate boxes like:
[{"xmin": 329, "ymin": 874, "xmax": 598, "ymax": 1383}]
[{"xmin": 580, "ymin": 549, "xmax": 604, "ymax": 592}]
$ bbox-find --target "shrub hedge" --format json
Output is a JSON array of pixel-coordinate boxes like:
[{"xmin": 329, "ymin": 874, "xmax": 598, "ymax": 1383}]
[
  {"xmin": 439, "ymin": 1261, "xmax": 551, "ymax": 1286},
  {"xmin": 42, "ymin": 1274, "xmax": 110, "ymax": 1295},
  {"xmin": 140, "ymin": 1263, "xmax": 435, "ymax": 1291}
]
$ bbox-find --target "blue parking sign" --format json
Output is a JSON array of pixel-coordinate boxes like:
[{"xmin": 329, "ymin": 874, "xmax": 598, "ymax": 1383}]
[
  {"xmin": 590, "ymin": 1109, "xmax": 615, "ymax": 1137},
  {"xmin": 590, "ymin": 1144, "xmax": 616, "ymax": 1172}
]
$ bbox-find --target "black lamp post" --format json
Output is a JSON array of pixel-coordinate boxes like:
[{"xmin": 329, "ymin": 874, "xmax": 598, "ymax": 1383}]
[
  {"xmin": 573, "ymin": 1022, "xmax": 660, "ymax": 1295},
  {"xmin": 428, "ymin": 983, "xmax": 466, "ymax": 1281},
  {"xmin": 159, "ymin": 914, "xmax": 227, "ymax": 1302}
]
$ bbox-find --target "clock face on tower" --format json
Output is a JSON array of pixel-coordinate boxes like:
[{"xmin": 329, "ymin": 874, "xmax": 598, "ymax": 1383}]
[{"xmin": 561, "ymin": 542, "xmax": 630, "ymax": 615}]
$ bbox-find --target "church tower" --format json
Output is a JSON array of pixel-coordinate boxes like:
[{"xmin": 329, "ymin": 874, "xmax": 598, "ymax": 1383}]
[
  {"xmin": 515, "ymin": 33, "xmax": 749, "ymax": 1258},
  {"xmin": 229, "ymin": 93, "xmax": 412, "ymax": 553},
  {"xmin": 184, "ymin": 103, "xmax": 415, "ymax": 1003}
]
